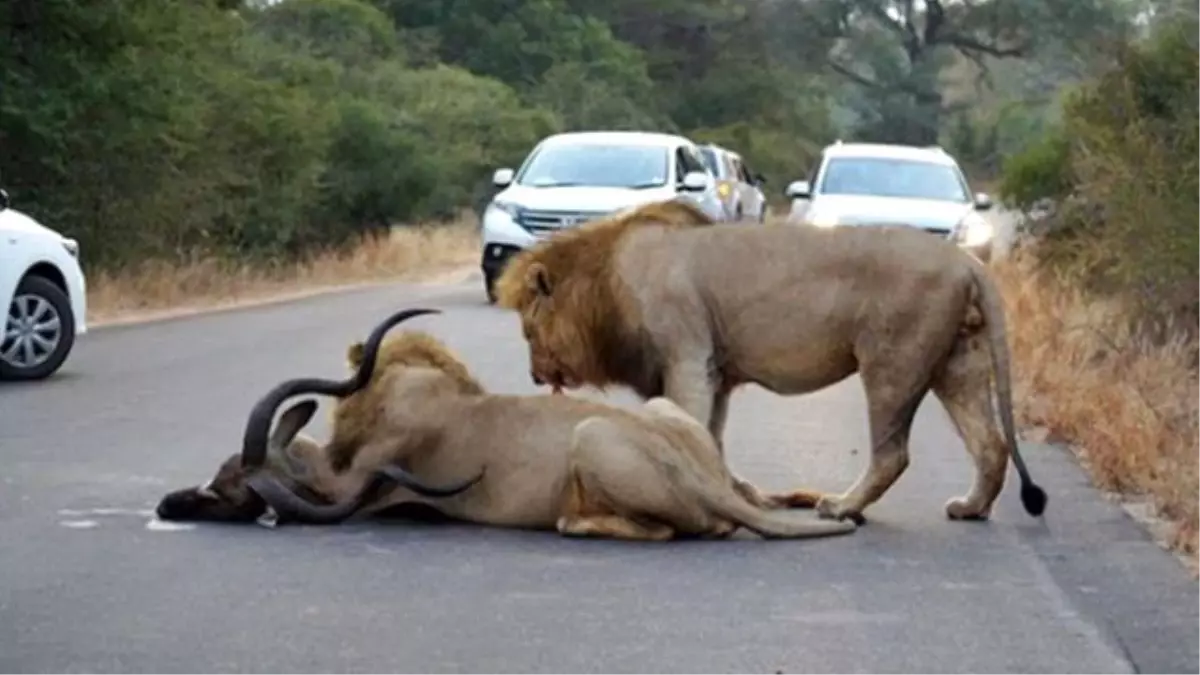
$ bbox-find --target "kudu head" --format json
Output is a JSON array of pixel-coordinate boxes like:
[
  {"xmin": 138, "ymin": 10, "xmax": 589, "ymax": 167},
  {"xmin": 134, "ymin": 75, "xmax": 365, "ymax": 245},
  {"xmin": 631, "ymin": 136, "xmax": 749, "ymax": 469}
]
[
  {"xmin": 154, "ymin": 399, "xmax": 324, "ymax": 522},
  {"xmin": 155, "ymin": 307, "xmax": 483, "ymax": 525}
]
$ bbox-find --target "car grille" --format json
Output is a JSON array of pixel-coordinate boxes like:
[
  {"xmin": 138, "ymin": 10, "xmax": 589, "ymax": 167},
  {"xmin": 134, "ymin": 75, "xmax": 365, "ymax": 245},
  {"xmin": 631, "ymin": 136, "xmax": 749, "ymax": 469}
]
[
  {"xmin": 517, "ymin": 209, "xmax": 612, "ymax": 237},
  {"xmin": 837, "ymin": 214, "xmax": 954, "ymax": 238}
]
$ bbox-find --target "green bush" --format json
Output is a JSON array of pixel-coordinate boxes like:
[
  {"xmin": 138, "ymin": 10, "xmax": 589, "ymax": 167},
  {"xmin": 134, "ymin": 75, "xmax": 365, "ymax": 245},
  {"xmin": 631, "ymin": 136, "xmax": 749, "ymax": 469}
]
[
  {"xmin": 0, "ymin": 0, "xmax": 566, "ymax": 269},
  {"xmin": 997, "ymin": 128, "xmax": 1072, "ymax": 211},
  {"xmin": 0, "ymin": 0, "xmax": 891, "ymax": 271},
  {"xmin": 999, "ymin": 17, "xmax": 1199, "ymax": 324}
]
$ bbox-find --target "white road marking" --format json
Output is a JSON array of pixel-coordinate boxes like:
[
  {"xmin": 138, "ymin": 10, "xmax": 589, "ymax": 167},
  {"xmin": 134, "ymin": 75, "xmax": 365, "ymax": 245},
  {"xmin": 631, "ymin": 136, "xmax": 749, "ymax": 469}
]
[
  {"xmin": 59, "ymin": 520, "xmax": 99, "ymax": 529},
  {"xmin": 57, "ymin": 507, "xmax": 155, "ymax": 517},
  {"xmin": 145, "ymin": 518, "xmax": 196, "ymax": 532}
]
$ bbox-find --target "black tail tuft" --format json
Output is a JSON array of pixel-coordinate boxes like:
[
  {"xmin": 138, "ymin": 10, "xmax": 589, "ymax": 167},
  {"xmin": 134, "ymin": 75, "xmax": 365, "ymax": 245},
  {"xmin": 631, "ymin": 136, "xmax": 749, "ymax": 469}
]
[{"xmin": 1020, "ymin": 482, "xmax": 1048, "ymax": 517}]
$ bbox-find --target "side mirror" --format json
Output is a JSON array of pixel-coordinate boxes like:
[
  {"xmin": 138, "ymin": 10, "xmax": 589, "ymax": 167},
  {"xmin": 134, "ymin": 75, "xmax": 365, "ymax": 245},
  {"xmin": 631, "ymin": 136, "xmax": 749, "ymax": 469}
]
[
  {"xmin": 0, "ymin": 188, "xmax": 8, "ymax": 211},
  {"xmin": 973, "ymin": 192, "xmax": 993, "ymax": 211},
  {"xmin": 492, "ymin": 168, "xmax": 514, "ymax": 188},
  {"xmin": 785, "ymin": 180, "xmax": 811, "ymax": 199},
  {"xmin": 680, "ymin": 170, "xmax": 711, "ymax": 192},
  {"xmin": 753, "ymin": 173, "xmax": 767, "ymax": 186}
]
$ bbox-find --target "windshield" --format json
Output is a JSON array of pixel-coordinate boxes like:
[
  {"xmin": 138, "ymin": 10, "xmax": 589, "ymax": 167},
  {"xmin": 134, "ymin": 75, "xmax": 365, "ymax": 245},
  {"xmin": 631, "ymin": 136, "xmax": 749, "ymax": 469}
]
[
  {"xmin": 818, "ymin": 157, "xmax": 970, "ymax": 202},
  {"xmin": 516, "ymin": 142, "xmax": 669, "ymax": 189}
]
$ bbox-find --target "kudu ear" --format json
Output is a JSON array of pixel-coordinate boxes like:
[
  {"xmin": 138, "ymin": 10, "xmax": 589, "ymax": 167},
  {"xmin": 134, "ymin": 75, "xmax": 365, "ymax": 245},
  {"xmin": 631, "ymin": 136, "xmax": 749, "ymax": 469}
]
[
  {"xmin": 268, "ymin": 399, "xmax": 319, "ymax": 455},
  {"xmin": 526, "ymin": 262, "xmax": 552, "ymax": 297}
]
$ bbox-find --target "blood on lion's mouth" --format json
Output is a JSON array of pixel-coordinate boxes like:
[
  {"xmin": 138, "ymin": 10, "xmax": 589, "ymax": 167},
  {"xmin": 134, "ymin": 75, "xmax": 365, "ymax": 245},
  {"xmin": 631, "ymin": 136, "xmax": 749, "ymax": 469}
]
[{"xmin": 543, "ymin": 371, "xmax": 573, "ymax": 395}]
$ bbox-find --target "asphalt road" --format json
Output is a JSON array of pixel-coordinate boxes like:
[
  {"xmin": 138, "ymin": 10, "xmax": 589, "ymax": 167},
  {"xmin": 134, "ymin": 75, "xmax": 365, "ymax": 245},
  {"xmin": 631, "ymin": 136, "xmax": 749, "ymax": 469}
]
[{"xmin": 1, "ymin": 273, "xmax": 1196, "ymax": 674}]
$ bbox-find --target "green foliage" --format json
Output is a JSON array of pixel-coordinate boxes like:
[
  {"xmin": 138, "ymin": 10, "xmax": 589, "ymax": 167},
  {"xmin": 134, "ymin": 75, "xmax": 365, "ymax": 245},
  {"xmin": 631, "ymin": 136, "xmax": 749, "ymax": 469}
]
[
  {"xmin": 0, "ymin": 0, "xmax": 555, "ymax": 268},
  {"xmin": 0, "ymin": 0, "xmax": 1176, "ymax": 281},
  {"xmin": 814, "ymin": 0, "xmax": 1137, "ymax": 145},
  {"xmin": 1000, "ymin": 15, "xmax": 1199, "ymax": 322},
  {"xmin": 356, "ymin": 62, "xmax": 560, "ymax": 218},
  {"xmin": 315, "ymin": 97, "xmax": 437, "ymax": 238},
  {"xmin": 997, "ymin": 128, "xmax": 1072, "ymax": 210},
  {"xmin": 253, "ymin": 0, "xmax": 403, "ymax": 67}
]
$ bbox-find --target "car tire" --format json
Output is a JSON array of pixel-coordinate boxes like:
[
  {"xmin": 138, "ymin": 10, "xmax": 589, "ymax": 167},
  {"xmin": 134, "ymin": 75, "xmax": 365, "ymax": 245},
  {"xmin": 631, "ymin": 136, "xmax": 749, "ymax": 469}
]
[{"xmin": 0, "ymin": 274, "xmax": 76, "ymax": 381}]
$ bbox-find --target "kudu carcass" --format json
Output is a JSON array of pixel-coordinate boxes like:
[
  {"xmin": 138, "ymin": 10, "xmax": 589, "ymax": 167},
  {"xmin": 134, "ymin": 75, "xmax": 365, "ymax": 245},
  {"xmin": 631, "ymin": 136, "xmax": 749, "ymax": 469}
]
[
  {"xmin": 156, "ymin": 308, "xmax": 858, "ymax": 541},
  {"xmin": 155, "ymin": 308, "xmax": 484, "ymax": 525}
]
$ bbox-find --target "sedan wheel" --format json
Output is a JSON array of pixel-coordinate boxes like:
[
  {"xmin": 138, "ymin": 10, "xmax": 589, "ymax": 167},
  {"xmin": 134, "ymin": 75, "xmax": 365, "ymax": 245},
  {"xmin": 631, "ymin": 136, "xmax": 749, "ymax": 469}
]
[{"xmin": 0, "ymin": 275, "xmax": 76, "ymax": 381}]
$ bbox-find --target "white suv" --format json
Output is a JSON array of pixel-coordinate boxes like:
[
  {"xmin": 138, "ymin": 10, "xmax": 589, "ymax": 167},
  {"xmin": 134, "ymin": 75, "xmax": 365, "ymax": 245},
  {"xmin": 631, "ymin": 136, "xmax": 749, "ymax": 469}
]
[
  {"xmin": 784, "ymin": 141, "xmax": 997, "ymax": 262},
  {"xmin": 479, "ymin": 131, "xmax": 727, "ymax": 302},
  {"xmin": 0, "ymin": 188, "xmax": 88, "ymax": 381},
  {"xmin": 697, "ymin": 143, "xmax": 768, "ymax": 222}
]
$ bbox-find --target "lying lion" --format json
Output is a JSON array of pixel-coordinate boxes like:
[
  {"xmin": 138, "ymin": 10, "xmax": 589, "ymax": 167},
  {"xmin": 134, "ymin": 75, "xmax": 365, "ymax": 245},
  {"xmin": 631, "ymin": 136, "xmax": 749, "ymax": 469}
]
[
  {"xmin": 493, "ymin": 198, "xmax": 1048, "ymax": 526},
  {"xmin": 156, "ymin": 307, "xmax": 856, "ymax": 541}
]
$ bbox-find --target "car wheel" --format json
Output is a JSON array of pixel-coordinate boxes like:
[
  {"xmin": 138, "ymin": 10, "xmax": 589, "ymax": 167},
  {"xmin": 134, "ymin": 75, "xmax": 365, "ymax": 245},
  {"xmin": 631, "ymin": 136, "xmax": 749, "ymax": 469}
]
[{"xmin": 0, "ymin": 274, "xmax": 76, "ymax": 381}]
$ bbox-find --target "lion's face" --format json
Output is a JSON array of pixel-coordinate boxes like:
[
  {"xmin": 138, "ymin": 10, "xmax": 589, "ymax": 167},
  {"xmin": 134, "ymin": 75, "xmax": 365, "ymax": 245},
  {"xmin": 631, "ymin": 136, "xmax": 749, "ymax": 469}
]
[
  {"xmin": 517, "ymin": 263, "xmax": 589, "ymax": 393},
  {"xmin": 519, "ymin": 307, "xmax": 579, "ymax": 393}
]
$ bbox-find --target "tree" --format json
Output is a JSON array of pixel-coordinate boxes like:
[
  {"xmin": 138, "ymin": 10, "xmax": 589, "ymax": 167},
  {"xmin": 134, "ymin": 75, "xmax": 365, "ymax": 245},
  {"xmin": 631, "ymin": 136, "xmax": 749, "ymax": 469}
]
[{"xmin": 807, "ymin": 0, "xmax": 1138, "ymax": 144}]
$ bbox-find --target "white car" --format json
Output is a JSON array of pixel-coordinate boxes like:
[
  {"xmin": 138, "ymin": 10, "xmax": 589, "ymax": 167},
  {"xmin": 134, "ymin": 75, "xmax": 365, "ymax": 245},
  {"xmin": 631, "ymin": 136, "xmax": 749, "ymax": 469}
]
[
  {"xmin": 784, "ymin": 141, "xmax": 998, "ymax": 262},
  {"xmin": 697, "ymin": 143, "xmax": 769, "ymax": 222},
  {"xmin": 0, "ymin": 189, "xmax": 88, "ymax": 381},
  {"xmin": 479, "ymin": 130, "xmax": 728, "ymax": 302}
]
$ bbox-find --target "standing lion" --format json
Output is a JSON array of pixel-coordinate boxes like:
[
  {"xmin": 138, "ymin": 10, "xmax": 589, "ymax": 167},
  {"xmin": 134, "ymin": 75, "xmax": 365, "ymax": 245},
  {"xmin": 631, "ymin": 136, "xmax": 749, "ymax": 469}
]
[{"xmin": 493, "ymin": 198, "xmax": 1047, "ymax": 525}]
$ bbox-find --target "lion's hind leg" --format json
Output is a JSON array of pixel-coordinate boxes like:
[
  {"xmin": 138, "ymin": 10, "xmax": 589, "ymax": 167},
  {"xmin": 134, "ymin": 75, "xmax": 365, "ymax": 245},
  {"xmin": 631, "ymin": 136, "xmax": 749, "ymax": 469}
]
[
  {"xmin": 553, "ymin": 418, "xmax": 673, "ymax": 542},
  {"xmin": 646, "ymin": 396, "xmax": 828, "ymax": 512},
  {"xmin": 559, "ymin": 413, "xmax": 732, "ymax": 540},
  {"xmin": 557, "ymin": 512, "xmax": 674, "ymax": 541},
  {"xmin": 931, "ymin": 332, "xmax": 1008, "ymax": 521}
]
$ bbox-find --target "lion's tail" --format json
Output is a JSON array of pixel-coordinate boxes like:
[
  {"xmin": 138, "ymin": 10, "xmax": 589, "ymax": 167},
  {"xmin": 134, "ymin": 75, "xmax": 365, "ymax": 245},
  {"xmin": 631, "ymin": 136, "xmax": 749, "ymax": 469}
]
[
  {"xmin": 968, "ymin": 259, "xmax": 1048, "ymax": 517},
  {"xmin": 696, "ymin": 482, "xmax": 857, "ymax": 539}
]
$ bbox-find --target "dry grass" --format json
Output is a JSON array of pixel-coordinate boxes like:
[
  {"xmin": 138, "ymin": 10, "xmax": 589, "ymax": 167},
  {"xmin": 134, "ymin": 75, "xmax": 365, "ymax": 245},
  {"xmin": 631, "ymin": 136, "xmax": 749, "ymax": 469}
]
[
  {"xmin": 87, "ymin": 215, "xmax": 482, "ymax": 325},
  {"xmin": 993, "ymin": 249, "xmax": 1199, "ymax": 562}
]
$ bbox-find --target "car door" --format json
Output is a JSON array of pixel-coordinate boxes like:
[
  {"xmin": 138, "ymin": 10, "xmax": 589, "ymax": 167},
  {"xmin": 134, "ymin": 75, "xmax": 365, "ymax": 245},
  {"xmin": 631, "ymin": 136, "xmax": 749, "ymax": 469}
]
[
  {"xmin": 789, "ymin": 152, "xmax": 826, "ymax": 222},
  {"xmin": 675, "ymin": 145, "xmax": 724, "ymax": 220},
  {"xmin": 684, "ymin": 144, "xmax": 726, "ymax": 220},
  {"xmin": 735, "ymin": 158, "xmax": 765, "ymax": 218},
  {"xmin": 719, "ymin": 153, "xmax": 742, "ymax": 216},
  {"xmin": 724, "ymin": 153, "xmax": 753, "ymax": 213},
  {"xmin": 672, "ymin": 146, "xmax": 700, "ymax": 209}
]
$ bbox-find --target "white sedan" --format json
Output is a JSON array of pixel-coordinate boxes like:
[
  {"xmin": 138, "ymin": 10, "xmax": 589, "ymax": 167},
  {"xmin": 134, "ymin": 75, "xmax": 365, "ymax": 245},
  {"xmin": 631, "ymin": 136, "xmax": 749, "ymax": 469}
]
[{"xmin": 0, "ymin": 189, "xmax": 88, "ymax": 381}]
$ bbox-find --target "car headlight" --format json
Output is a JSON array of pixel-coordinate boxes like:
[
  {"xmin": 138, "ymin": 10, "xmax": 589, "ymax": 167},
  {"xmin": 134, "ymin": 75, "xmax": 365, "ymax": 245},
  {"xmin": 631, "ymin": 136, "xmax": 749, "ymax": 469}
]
[
  {"xmin": 61, "ymin": 237, "xmax": 79, "ymax": 258},
  {"xmin": 955, "ymin": 213, "xmax": 994, "ymax": 247},
  {"xmin": 716, "ymin": 182, "xmax": 732, "ymax": 199},
  {"xmin": 486, "ymin": 200, "xmax": 521, "ymax": 219},
  {"xmin": 807, "ymin": 210, "xmax": 840, "ymax": 228}
]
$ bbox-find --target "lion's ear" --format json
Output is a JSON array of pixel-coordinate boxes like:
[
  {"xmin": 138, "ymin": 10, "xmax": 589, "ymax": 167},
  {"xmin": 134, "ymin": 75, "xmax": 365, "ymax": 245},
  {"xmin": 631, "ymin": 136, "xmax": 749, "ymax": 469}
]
[
  {"xmin": 526, "ymin": 262, "xmax": 553, "ymax": 297},
  {"xmin": 346, "ymin": 341, "xmax": 366, "ymax": 368}
]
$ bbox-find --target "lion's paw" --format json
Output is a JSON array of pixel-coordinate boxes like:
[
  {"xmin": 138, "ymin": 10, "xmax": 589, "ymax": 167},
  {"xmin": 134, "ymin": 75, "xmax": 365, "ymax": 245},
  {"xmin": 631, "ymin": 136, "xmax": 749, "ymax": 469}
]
[
  {"xmin": 945, "ymin": 498, "xmax": 991, "ymax": 521},
  {"xmin": 815, "ymin": 496, "xmax": 867, "ymax": 526}
]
